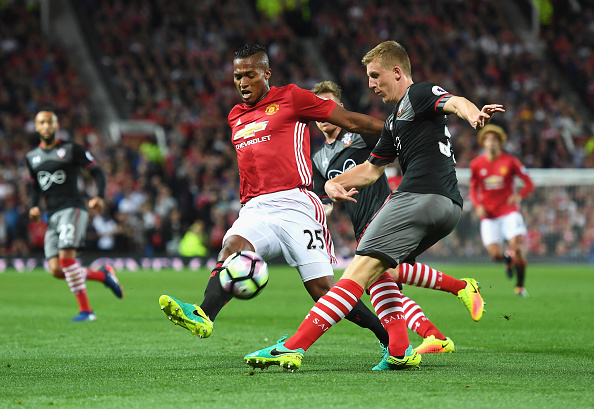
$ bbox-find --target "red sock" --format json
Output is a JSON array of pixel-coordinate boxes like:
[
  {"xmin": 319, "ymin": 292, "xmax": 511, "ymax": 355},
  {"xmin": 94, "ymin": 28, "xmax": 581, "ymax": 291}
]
[
  {"xmin": 402, "ymin": 295, "xmax": 446, "ymax": 340},
  {"xmin": 397, "ymin": 263, "xmax": 465, "ymax": 295},
  {"xmin": 368, "ymin": 272, "xmax": 410, "ymax": 357},
  {"xmin": 85, "ymin": 268, "xmax": 105, "ymax": 282},
  {"xmin": 285, "ymin": 279, "xmax": 364, "ymax": 351},
  {"xmin": 60, "ymin": 258, "xmax": 92, "ymax": 312}
]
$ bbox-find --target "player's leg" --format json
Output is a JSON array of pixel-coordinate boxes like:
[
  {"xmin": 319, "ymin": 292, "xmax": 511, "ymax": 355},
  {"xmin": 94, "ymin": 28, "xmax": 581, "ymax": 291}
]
[
  {"xmin": 303, "ymin": 271, "xmax": 389, "ymax": 348},
  {"xmin": 245, "ymin": 255, "xmax": 390, "ymax": 371},
  {"xmin": 508, "ymin": 235, "xmax": 528, "ymax": 296},
  {"xmin": 84, "ymin": 265, "xmax": 124, "ymax": 298},
  {"xmin": 481, "ymin": 216, "xmax": 513, "ymax": 277},
  {"xmin": 159, "ymin": 203, "xmax": 279, "ymax": 337},
  {"xmin": 367, "ymin": 271, "xmax": 421, "ymax": 370},
  {"xmin": 503, "ymin": 212, "xmax": 529, "ymax": 296},
  {"xmin": 59, "ymin": 248, "xmax": 95, "ymax": 321},
  {"xmin": 47, "ymin": 208, "xmax": 95, "ymax": 321},
  {"xmin": 401, "ymin": 294, "xmax": 455, "ymax": 353},
  {"xmin": 158, "ymin": 234, "xmax": 254, "ymax": 338}
]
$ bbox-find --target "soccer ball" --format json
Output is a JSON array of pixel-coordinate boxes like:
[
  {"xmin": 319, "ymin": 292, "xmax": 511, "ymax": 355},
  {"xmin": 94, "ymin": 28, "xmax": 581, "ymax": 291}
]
[{"xmin": 219, "ymin": 251, "xmax": 268, "ymax": 300}]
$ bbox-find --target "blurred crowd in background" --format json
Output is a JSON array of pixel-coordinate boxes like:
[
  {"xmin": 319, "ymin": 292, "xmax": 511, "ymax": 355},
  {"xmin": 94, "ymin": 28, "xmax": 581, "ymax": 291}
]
[{"xmin": 0, "ymin": 0, "xmax": 593, "ymax": 261}]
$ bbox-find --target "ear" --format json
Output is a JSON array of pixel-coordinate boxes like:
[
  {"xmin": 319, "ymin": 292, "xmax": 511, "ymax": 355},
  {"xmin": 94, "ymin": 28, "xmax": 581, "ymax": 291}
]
[
  {"xmin": 393, "ymin": 66, "xmax": 402, "ymax": 80},
  {"xmin": 264, "ymin": 68, "xmax": 272, "ymax": 80}
]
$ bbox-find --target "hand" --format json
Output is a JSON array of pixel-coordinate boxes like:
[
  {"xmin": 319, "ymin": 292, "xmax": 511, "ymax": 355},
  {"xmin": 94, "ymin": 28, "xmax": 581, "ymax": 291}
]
[
  {"xmin": 472, "ymin": 104, "xmax": 505, "ymax": 129},
  {"xmin": 88, "ymin": 197, "xmax": 105, "ymax": 212},
  {"xmin": 324, "ymin": 180, "xmax": 358, "ymax": 203},
  {"xmin": 507, "ymin": 194, "xmax": 522, "ymax": 205},
  {"xmin": 29, "ymin": 206, "xmax": 41, "ymax": 222},
  {"xmin": 475, "ymin": 204, "xmax": 487, "ymax": 219}
]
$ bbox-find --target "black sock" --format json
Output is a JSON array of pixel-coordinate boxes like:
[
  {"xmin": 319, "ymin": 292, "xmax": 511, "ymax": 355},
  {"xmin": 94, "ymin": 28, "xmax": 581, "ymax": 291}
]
[
  {"xmin": 503, "ymin": 252, "xmax": 513, "ymax": 265},
  {"xmin": 199, "ymin": 264, "xmax": 233, "ymax": 321},
  {"xmin": 516, "ymin": 264, "xmax": 526, "ymax": 287},
  {"xmin": 345, "ymin": 300, "xmax": 390, "ymax": 346}
]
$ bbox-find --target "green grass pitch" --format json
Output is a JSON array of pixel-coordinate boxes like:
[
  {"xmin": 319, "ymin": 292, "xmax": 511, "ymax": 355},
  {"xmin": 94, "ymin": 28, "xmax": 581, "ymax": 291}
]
[{"xmin": 1, "ymin": 263, "xmax": 593, "ymax": 408}]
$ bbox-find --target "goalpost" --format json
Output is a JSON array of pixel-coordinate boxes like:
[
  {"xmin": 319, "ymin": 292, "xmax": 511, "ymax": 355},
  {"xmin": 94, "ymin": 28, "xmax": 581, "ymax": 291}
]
[{"xmin": 423, "ymin": 168, "xmax": 594, "ymax": 264}]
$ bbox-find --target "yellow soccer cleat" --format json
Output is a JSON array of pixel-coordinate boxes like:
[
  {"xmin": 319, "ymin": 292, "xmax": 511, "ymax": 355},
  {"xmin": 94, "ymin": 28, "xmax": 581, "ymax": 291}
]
[
  {"xmin": 457, "ymin": 278, "xmax": 485, "ymax": 321},
  {"xmin": 414, "ymin": 335, "xmax": 455, "ymax": 354},
  {"xmin": 158, "ymin": 295, "xmax": 213, "ymax": 338}
]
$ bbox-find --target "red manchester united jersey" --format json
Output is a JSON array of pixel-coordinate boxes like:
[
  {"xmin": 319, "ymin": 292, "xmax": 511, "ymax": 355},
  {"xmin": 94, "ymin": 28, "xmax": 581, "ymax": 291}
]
[
  {"xmin": 228, "ymin": 84, "xmax": 336, "ymax": 203},
  {"xmin": 469, "ymin": 152, "xmax": 534, "ymax": 218}
]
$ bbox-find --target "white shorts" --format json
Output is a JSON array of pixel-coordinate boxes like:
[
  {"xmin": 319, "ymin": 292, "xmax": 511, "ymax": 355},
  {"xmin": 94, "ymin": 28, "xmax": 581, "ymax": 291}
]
[
  {"xmin": 223, "ymin": 188, "xmax": 336, "ymax": 282},
  {"xmin": 480, "ymin": 211, "xmax": 527, "ymax": 247}
]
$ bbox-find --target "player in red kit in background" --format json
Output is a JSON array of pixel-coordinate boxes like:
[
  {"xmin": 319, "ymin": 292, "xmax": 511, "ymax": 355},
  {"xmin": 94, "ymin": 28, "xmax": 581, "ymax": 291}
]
[{"xmin": 470, "ymin": 124, "xmax": 534, "ymax": 296}]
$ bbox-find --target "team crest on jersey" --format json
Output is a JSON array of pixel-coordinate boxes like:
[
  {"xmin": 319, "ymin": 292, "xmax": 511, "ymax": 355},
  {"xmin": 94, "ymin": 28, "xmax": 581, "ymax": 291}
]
[
  {"xmin": 56, "ymin": 148, "xmax": 66, "ymax": 158},
  {"xmin": 499, "ymin": 166, "xmax": 508, "ymax": 176},
  {"xmin": 341, "ymin": 132, "xmax": 353, "ymax": 147},
  {"xmin": 265, "ymin": 103, "xmax": 280, "ymax": 115},
  {"xmin": 397, "ymin": 106, "xmax": 404, "ymax": 117},
  {"xmin": 32, "ymin": 155, "xmax": 41, "ymax": 165}
]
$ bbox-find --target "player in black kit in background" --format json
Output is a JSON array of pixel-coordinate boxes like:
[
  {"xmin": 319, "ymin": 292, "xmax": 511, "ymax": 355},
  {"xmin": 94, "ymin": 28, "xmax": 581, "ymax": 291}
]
[{"xmin": 25, "ymin": 110, "xmax": 123, "ymax": 322}]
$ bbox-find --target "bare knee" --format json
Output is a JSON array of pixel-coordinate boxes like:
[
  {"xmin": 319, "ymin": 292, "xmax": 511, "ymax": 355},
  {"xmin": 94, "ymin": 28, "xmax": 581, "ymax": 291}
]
[
  {"xmin": 218, "ymin": 235, "xmax": 255, "ymax": 262},
  {"xmin": 304, "ymin": 276, "xmax": 335, "ymax": 301},
  {"xmin": 48, "ymin": 258, "xmax": 65, "ymax": 278}
]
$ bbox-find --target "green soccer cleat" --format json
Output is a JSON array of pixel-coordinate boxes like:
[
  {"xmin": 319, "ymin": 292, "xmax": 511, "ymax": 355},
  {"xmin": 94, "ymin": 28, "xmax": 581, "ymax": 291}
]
[
  {"xmin": 158, "ymin": 295, "xmax": 213, "ymax": 338},
  {"xmin": 372, "ymin": 345, "xmax": 421, "ymax": 370},
  {"xmin": 414, "ymin": 335, "xmax": 455, "ymax": 354},
  {"xmin": 244, "ymin": 336, "xmax": 305, "ymax": 372},
  {"xmin": 457, "ymin": 278, "xmax": 485, "ymax": 322}
]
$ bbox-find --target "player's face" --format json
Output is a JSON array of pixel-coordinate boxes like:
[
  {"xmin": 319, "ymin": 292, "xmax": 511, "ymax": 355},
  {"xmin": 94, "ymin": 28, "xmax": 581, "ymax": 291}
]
[
  {"xmin": 35, "ymin": 111, "xmax": 59, "ymax": 142},
  {"xmin": 366, "ymin": 60, "xmax": 399, "ymax": 104},
  {"xmin": 233, "ymin": 54, "xmax": 271, "ymax": 105},
  {"xmin": 314, "ymin": 92, "xmax": 342, "ymax": 136},
  {"xmin": 483, "ymin": 133, "xmax": 502, "ymax": 154}
]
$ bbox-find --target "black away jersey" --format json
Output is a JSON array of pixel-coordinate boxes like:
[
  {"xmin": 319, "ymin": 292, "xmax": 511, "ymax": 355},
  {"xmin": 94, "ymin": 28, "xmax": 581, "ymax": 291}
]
[
  {"xmin": 312, "ymin": 131, "xmax": 391, "ymax": 238},
  {"xmin": 26, "ymin": 141, "xmax": 99, "ymax": 215},
  {"xmin": 368, "ymin": 82, "xmax": 463, "ymax": 207}
]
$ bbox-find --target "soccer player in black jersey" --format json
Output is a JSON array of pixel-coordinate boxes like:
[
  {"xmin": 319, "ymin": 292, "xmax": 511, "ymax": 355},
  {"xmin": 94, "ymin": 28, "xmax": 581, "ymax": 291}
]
[
  {"xmin": 26, "ymin": 110, "xmax": 123, "ymax": 322},
  {"xmin": 245, "ymin": 41, "xmax": 503, "ymax": 371},
  {"xmin": 311, "ymin": 80, "xmax": 463, "ymax": 354}
]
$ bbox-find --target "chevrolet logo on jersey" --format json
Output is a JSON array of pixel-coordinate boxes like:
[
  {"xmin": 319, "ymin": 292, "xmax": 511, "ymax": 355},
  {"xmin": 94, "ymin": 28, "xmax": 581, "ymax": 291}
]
[{"xmin": 234, "ymin": 121, "xmax": 269, "ymax": 140}]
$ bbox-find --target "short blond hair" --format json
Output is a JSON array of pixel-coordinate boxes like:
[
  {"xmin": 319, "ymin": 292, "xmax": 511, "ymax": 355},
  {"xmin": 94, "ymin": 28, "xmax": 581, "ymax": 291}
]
[
  {"xmin": 477, "ymin": 124, "xmax": 507, "ymax": 146},
  {"xmin": 311, "ymin": 80, "xmax": 342, "ymax": 100},
  {"xmin": 362, "ymin": 41, "xmax": 411, "ymax": 77}
]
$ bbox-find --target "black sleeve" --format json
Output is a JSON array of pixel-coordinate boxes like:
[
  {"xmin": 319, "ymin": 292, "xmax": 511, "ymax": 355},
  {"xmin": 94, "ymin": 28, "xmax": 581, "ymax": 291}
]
[
  {"xmin": 29, "ymin": 182, "xmax": 41, "ymax": 208},
  {"xmin": 312, "ymin": 160, "xmax": 332, "ymax": 204},
  {"xmin": 25, "ymin": 159, "xmax": 41, "ymax": 207},
  {"xmin": 88, "ymin": 166, "xmax": 106, "ymax": 199},
  {"xmin": 368, "ymin": 116, "xmax": 398, "ymax": 166}
]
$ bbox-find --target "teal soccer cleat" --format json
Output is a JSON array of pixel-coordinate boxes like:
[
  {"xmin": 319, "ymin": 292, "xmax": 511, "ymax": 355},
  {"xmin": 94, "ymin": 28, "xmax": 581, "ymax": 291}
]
[
  {"xmin": 244, "ymin": 336, "xmax": 305, "ymax": 372},
  {"xmin": 372, "ymin": 345, "xmax": 421, "ymax": 370}
]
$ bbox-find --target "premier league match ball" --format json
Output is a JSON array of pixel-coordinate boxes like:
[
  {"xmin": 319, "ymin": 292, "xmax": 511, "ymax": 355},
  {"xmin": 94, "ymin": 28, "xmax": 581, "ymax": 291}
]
[{"xmin": 219, "ymin": 251, "xmax": 269, "ymax": 300}]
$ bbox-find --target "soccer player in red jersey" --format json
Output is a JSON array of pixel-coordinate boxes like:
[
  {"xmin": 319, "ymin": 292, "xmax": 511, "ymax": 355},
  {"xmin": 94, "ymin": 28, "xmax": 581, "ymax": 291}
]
[
  {"xmin": 470, "ymin": 125, "xmax": 534, "ymax": 296},
  {"xmin": 159, "ymin": 44, "xmax": 395, "ymax": 348}
]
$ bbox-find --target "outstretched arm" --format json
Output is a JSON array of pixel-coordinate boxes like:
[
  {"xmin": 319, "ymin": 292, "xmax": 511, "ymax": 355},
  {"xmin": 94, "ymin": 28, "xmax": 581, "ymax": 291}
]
[
  {"xmin": 326, "ymin": 104, "xmax": 384, "ymax": 137},
  {"xmin": 443, "ymin": 96, "xmax": 505, "ymax": 129},
  {"xmin": 325, "ymin": 161, "xmax": 387, "ymax": 203}
]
